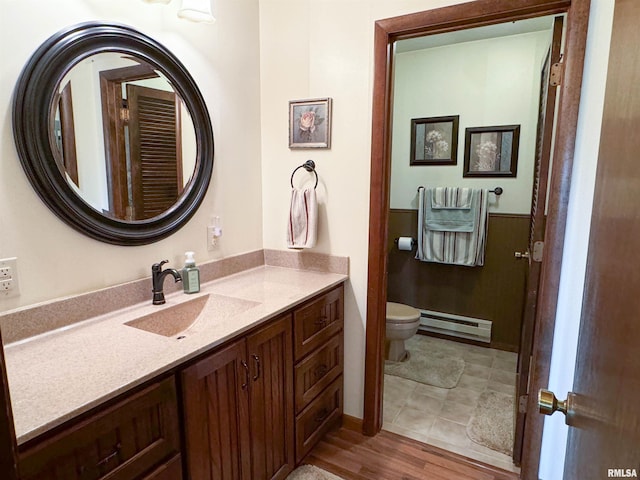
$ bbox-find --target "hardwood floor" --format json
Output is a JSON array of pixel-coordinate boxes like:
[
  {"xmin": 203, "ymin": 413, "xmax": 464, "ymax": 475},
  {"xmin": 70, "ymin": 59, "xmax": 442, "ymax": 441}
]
[{"xmin": 302, "ymin": 427, "xmax": 520, "ymax": 480}]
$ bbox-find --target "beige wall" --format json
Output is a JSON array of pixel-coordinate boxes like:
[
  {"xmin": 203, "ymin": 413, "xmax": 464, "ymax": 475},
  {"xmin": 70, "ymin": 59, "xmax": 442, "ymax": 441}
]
[
  {"xmin": 0, "ymin": 0, "xmax": 263, "ymax": 310},
  {"xmin": 259, "ymin": 0, "xmax": 467, "ymax": 418}
]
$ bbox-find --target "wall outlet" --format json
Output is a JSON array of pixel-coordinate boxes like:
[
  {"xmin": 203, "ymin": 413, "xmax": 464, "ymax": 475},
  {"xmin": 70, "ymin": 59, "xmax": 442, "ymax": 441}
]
[
  {"xmin": 0, "ymin": 258, "xmax": 20, "ymax": 298},
  {"xmin": 207, "ymin": 216, "xmax": 222, "ymax": 251}
]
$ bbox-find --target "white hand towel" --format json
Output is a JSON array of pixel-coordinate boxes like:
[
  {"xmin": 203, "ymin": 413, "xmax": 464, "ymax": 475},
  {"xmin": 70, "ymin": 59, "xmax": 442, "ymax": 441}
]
[{"xmin": 287, "ymin": 187, "xmax": 317, "ymax": 249}]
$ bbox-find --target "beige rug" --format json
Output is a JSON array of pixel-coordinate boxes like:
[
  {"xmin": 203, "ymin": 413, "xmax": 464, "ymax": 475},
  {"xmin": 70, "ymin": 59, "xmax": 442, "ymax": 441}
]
[
  {"xmin": 466, "ymin": 390, "xmax": 515, "ymax": 455},
  {"xmin": 287, "ymin": 465, "xmax": 344, "ymax": 480},
  {"xmin": 384, "ymin": 345, "xmax": 465, "ymax": 389}
]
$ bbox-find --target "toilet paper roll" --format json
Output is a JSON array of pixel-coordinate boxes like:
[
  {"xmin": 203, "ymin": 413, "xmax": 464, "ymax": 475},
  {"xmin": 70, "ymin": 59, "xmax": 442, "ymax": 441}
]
[{"xmin": 397, "ymin": 237, "xmax": 414, "ymax": 251}]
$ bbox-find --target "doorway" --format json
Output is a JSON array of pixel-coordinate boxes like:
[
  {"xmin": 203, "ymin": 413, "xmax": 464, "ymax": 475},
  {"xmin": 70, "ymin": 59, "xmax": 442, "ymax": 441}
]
[
  {"xmin": 100, "ymin": 64, "xmax": 185, "ymax": 221},
  {"xmin": 363, "ymin": 1, "xmax": 590, "ymax": 478},
  {"xmin": 382, "ymin": 15, "xmax": 557, "ymax": 473}
]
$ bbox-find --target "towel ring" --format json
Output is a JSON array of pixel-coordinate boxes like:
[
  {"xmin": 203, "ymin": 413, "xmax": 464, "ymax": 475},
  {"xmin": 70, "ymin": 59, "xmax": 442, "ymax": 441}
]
[{"xmin": 290, "ymin": 160, "xmax": 318, "ymax": 189}]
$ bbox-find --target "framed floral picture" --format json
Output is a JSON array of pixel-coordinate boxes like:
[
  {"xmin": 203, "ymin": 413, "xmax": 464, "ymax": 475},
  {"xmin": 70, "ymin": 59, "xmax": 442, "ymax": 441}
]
[
  {"xmin": 410, "ymin": 115, "xmax": 459, "ymax": 166},
  {"xmin": 463, "ymin": 125, "xmax": 520, "ymax": 177},
  {"xmin": 289, "ymin": 97, "xmax": 332, "ymax": 148}
]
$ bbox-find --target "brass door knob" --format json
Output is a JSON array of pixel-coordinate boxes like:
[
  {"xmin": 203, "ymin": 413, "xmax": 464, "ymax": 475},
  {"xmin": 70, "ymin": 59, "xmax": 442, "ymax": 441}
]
[
  {"xmin": 538, "ymin": 389, "xmax": 567, "ymax": 415},
  {"xmin": 538, "ymin": 389, "xmax": 576, "ymax": 425}
]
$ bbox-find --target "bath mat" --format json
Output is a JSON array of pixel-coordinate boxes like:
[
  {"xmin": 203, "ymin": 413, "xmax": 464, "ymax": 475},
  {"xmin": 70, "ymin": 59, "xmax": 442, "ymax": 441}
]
[
  {"xmin": 384, "ymin": 349, "xmax": 465, "ymax": 389},
  {"xmin": 287, "ymin": 464, "xmax": 344, "ymax": 480},
  {"xmin": 466, "ymin": 390, "xmax": 515, "ymax": 455}
]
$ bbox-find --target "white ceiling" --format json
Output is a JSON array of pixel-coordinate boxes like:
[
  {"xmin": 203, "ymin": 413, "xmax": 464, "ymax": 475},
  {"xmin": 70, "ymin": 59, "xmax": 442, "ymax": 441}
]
[{"xmin": 395, "ymin": 15, "xmax": 559, "ymax": 53}]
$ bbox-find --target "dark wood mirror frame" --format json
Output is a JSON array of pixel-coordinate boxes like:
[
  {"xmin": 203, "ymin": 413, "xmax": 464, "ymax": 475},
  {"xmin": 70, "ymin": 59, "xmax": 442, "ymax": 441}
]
[{"xmin": 12, "ymin": 22, "xmax": 214, "ymax": 245}]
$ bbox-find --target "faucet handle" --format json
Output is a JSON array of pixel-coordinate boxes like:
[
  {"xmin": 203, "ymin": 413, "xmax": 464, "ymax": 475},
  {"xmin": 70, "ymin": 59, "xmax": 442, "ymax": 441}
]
[{"xmin": 152, "ymin": 260, "xmax": 170, "ymax": 272}]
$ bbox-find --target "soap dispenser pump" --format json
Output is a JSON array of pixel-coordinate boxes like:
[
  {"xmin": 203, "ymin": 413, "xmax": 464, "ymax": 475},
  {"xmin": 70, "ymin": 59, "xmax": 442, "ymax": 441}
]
[{"xmin": 182, "ymin": 251, "xmax": 200, "ymax": 294}]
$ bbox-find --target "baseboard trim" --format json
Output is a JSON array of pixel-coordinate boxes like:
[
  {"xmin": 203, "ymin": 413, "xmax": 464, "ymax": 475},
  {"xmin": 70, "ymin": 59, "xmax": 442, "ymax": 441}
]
[{"xmin": 341, "ymin": 414, "xmax": 363, "ymax": 433}]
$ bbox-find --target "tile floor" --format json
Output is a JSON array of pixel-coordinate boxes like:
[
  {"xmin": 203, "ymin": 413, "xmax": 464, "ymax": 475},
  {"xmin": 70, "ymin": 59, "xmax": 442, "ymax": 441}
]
[{"xmin": 382, "ymin": 334, "xmax": 521, "ymax": 474}]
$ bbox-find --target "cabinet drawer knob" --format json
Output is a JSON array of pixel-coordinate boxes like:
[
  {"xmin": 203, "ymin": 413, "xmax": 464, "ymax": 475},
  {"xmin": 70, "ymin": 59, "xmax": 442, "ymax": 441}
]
[
  {"xmin": 78, "ymin": 442, "xmax": 121, "ymax": 475},
  {"xmin": 314, "ymin": 364, "xmax": 328, "ymax": 378},
  {"xmin": 314, "ymin": 407, "xmax": 330, "ymax": 423},
  {"xmin": 97, "ymin": 443, "xmax": 121, "ymax": 467},
  {"xmin": 314, "ymin": 316, "xmax": 328, "ymax": 326}
]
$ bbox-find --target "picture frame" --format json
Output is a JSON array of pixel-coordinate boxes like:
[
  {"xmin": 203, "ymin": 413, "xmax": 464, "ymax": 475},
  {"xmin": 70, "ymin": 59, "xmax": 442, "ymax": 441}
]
[
  {"xmin": 409, "ymin": 115, "xmax": 459, "ymax": 166},
  {"xmin": 463, "ymin": 125, "xmax": 520, "ymax": 177},
  {"xmin": 289, "ymin": 97, "xmax": 332, "ymax": 148}
]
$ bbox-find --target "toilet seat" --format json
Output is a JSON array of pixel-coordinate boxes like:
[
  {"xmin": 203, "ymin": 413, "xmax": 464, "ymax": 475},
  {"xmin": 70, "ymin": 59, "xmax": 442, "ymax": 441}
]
[{"xmin": 386, "ymin": 302, "xmax": 420, "ymax": 324}]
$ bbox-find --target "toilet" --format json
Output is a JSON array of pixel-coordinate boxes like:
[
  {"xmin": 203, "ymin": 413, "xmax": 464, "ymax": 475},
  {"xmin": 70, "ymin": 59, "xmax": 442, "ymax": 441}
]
[{"xmin": 385, "ymin": 302, "xmax": 421, "ymax": 362}]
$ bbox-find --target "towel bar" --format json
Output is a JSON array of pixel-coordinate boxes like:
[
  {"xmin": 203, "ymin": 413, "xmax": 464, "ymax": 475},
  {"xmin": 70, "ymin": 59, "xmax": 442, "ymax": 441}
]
[
  {"xmin": 291, "ymin": 160, "xmax": 318, "ymax": 189},
  {"xmin": 416, "ymin": 186, "xmax": 503, "ymax": 195}
]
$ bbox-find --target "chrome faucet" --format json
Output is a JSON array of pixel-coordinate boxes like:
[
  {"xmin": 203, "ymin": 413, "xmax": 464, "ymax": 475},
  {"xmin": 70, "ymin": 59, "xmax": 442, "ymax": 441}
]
[{"xmin": 151, "ymin": 260, "xmax": 182, "ymax": 305}]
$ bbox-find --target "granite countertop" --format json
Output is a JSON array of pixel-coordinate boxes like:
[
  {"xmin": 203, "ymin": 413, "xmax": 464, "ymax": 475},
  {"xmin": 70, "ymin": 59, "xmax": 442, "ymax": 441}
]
[{"xmin": 4, "ymin": 264, "xmax": 347, "ymax": 445}]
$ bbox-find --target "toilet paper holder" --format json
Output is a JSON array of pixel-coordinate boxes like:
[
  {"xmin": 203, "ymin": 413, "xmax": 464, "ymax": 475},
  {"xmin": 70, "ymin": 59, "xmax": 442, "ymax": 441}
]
[{"xmin": 394, "ymin": 237, "xmax": 415, "ymax": 250}]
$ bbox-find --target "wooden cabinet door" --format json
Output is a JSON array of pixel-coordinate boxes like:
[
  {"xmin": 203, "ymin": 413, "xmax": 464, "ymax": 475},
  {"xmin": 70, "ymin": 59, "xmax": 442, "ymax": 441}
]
[
  {"xmin": 181, "ymin": 339, "xmax": 251, "ymax": 480},
  {"xmin": 246, "ymin": 315, "xmax": 294, "ymax": 480}
]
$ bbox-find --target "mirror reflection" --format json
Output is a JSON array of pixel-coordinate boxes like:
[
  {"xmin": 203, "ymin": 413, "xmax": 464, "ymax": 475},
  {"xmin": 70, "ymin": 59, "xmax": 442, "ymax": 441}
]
[{"xmin": 51, "ymin": 52, "xmax": 197, "ymax": 221}]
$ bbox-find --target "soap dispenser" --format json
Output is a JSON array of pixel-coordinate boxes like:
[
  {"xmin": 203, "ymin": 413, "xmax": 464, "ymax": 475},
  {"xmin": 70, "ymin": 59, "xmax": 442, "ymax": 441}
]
[{"xmin": 181, "ymin": 251, "xmax": 200, "ymax": 294}]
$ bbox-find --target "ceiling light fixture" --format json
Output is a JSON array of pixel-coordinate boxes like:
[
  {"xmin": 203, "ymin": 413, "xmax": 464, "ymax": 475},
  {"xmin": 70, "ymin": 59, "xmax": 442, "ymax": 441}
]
[
  {"xmin": 178, "ymin": 0, "xmax": 216, "ymax": 24},
  {"xmin": 141, "ymin": 0, "xmax": 215, "ymax": 24}
]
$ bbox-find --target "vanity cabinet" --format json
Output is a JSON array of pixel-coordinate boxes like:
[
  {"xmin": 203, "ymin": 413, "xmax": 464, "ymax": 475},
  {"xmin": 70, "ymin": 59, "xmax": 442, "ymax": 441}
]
[
  {"xmin": 15, "ymin": 282, "xmax": 345, "ymax": 480},
  {"xmin": 181, "ymin": 313, "xmax": 295, "ymax": 480},
  {"xmin": 18, "ymin": 377, "xmax": 181, "ymax": 480},
  {"xmin": 292, "ymin": 285, "xmax": 344, "ymax": 463}
]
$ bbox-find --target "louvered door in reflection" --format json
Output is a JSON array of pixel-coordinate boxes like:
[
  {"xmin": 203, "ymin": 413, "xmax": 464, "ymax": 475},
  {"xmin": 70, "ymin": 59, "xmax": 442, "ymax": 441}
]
[{"xmin": 127, "ymin": 84, "xmax": 183, "ymax": 220}]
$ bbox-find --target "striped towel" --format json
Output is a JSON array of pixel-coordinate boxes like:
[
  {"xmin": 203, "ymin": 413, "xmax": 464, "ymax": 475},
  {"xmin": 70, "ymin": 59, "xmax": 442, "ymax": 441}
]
[
  {"xmin": 416, "ymin": 187, "xmax": 488, "ymax": 266},
  {"xmin": 287, "ymin": 187, "xmax": 317, "ymax": 249}
]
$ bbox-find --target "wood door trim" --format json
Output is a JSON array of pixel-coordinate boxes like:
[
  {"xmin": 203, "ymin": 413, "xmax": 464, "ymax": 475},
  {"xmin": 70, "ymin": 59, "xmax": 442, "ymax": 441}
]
[
  {"xmin": 58, "ymin": 82, "xmax": 79, "ymax": 187},
  {"xmin": 521, "ymin": 1, "xmax": 590, "ymax": 477},
  {"xmin": 100, "ymin": 73, "xmax": 128, "ymax": 218},
  {"xmin": 364, "ymin": 0, "xmax": 591, "ymax": 478}
]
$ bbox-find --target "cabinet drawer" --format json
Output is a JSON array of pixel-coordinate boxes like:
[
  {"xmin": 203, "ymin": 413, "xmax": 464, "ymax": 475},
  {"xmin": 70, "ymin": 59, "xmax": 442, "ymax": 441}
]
[
  {"xmin": 142, "ymin": 454, "xmax": 182, "ymax": 480},
  {"xmin": 19, "ymin": 377, "xmax": 181, "ymax": 480},
  {"xmin": 294, "ymin": 334, "xmax": 343, "ymax": 413},
  {"xmin": 295, "ymin": 376, "xmax": 342, "ymax": 463},
  {"xmin": 294, "ymin": 285, "xmax": 343, "ymax": 361}
]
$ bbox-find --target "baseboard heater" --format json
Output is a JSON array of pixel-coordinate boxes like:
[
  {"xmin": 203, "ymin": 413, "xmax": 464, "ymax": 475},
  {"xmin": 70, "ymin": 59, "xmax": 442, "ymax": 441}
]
[{"xmin": 419, "ymin": 309, "xmax": 492, "ymax": 343}]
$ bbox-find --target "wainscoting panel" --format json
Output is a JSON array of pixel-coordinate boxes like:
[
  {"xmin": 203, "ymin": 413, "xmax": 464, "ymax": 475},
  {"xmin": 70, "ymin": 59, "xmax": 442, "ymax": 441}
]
[{"xmin": 387, "ymin": 209, "xmax": 530, "ymax": 351}]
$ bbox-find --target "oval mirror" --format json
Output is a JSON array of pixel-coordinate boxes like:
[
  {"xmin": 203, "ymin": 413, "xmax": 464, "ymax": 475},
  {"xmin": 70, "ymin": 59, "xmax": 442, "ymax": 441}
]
[{"xmin": 13, "ymin": 22, "xmax": 214, "ymax": 245}]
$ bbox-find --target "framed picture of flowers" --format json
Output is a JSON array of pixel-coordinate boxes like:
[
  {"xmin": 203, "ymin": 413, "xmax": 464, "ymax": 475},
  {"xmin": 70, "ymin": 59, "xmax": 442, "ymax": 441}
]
[
  {"xmin": 463, "ymin": 125, "xmax": 520, "ymax": 177},
  {"xmin": 410, "ymin": 115, "xmax": 459, "ymax": 166},
  {"xmin": 289, "ymin": 97, "xmax": 332, "ymax": 148}
]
